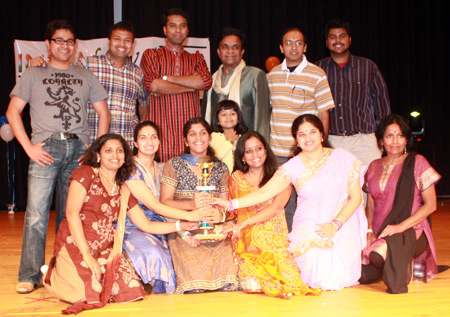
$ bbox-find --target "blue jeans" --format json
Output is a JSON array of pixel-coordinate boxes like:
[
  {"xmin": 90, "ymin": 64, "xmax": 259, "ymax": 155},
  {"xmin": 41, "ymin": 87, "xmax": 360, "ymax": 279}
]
[{"xmin": 18, "ymin": 136, "xmax": 86, "ymax": 284}]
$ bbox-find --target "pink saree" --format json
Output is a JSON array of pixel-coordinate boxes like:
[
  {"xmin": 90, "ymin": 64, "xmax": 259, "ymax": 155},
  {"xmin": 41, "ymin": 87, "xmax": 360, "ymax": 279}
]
[
  {"xmin": 364, "ymin": 154, "xmax": 441, "ymax": 281},
  {"xmin": 282, "ymin": 148, "xmax": 367, "ymax": 290}
]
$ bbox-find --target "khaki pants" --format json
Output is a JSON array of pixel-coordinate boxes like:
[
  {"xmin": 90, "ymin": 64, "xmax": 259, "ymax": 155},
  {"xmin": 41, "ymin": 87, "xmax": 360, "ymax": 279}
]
[{"xmin": 328, "ymin": 133, "xmax": 382, "ymax": 204}]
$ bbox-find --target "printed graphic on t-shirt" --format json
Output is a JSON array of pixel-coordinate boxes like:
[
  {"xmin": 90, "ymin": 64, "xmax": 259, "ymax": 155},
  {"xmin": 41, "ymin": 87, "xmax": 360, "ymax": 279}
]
[{"xmin": 43, "ymin": 72, "xmax": 84, "ymax": 131}]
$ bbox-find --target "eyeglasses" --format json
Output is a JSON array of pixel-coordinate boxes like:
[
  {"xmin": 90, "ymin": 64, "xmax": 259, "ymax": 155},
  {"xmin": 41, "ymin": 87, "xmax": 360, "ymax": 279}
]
[
  {"xmin": 283, "ymin": 41, "xmax": 305, "ymax": 47},
  {"xmin": 50, "ymin": 38, "xmax": 76, "ymax": 46}
]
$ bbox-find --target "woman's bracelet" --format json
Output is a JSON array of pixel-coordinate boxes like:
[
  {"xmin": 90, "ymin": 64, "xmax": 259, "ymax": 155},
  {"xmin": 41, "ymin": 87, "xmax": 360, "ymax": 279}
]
[
  {"xmin": 181, "ymin": 231, "xmax": 190, "ymax": 239},
  {"xmin": 220, "ymin": 210, "xmax": 226, "ymax": 222},
  {"xmin": 247, "ymin": 216, "xmax": 252, "ymax": 225},
  {"xmin": 175, "ymin": 220, "xmax": 181, "ymax": 232},
  {"xmin": 367, "ymin": 228, "xmax": 373, "ymax": 233},
  {"xmin": 227, "ymin": 199, "xmax": 239, "ymax": 211},
  {"xmin": 331, "ymin": 219, "xmax": 343, "ymax": 230},
  {"xmin": 228, "ymin": 200, "xmax": 234, "ymax": 211}
]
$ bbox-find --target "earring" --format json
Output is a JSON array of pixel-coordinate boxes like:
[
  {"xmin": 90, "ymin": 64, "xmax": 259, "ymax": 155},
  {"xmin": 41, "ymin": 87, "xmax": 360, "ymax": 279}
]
[
  {"xmin": 97, "ymin": 158, "xmax": 100, "ymax": 163},
  {"xmin": 404, "ymin": 147, "xmax": 407, "ymax": 154},
  {"xmin": 242, "ymin": 159, "xmax": 246, "ymax": 165}
]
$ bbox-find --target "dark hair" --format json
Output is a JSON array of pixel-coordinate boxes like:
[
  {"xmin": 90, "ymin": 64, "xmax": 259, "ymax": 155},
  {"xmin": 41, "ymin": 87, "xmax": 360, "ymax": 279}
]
[
  {"xmin": 183, "ymin": 117, "xmax": 218, "ymax": 161},
  {"xmin": 82, "ymin": 133, "xmax": 134, "ymax": 184},
  {"xmin": 324, "ymin": 19, "xmax": 352, "ymax": 38},
  {"xmin": 291, "ymin": 114, "xmax": 325, "ymax": 155},
  {"xmin": 133, "ymin": 121, "xmax": 161, "ymax": 161},
  {"xmin": 108, "ymin": 21, "xmax": 135, "ymax": 40},
  {"xmin": 44, "ymin": 19, "xmax": 76, "ymax": 41},
  {"xmin": 162, "ymin": 8, "xmax": 189, "ymax": 27},
  {"xmin": 211, "ymin": 100, "xmax": 249, "ymax": 135},
  {"xmin": 280, "ymin": 27, "xmax": 306, "ymax": 44},
  {"xmin": 217, "ymin": 27, "xmax": 246, "ymax": 50},
  {"xmin": 375, "ymin": 114, "xmax": 412, "ymax": 156},
  {"xmin": 233, "ymin": 132, "xmax": 278, "ymax": 187}
]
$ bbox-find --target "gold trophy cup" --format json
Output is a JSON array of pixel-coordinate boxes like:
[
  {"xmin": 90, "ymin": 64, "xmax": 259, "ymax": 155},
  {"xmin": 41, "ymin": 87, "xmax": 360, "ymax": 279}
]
[{"xmin": 196, "ymin": 162, "xmax": 224, "ymax": 240}]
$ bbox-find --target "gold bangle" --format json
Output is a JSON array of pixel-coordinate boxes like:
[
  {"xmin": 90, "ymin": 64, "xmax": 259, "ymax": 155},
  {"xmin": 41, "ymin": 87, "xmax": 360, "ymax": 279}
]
[{"xmin": 220, "ymin": 210, "xmax": 226, "ymax": 222}]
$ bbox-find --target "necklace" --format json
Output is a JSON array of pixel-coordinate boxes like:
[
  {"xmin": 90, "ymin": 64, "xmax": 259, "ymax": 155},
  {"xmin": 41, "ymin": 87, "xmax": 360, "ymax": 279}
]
[
  {"xmin": 383, "ymin": 153, "xmax": 407, "ymax": 168},
  {"xmin": 149, "ymin": 160, "xmax": 155, "ymax": 179},
  {"xmin": 246, "ymin": 169, "xmax": 263, "ymax": 188},
  {"xmin": 143, "ymin": 159, "xmax": 156, "ymax": 179},
  {"xmin": 99, "ymin": 167, "xmax": 118, "ymax": 195},
  {"xmin": 223, "ymin": 130, "xmax": 238, "ymax": 142},
  {"xmin": 302, "ymin": 149, "xmax": 326, "ymax": 166}
]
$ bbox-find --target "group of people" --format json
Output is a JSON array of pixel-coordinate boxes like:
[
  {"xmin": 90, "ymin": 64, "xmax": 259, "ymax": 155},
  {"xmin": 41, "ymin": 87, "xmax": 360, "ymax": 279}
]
[{"xmin": 5, "ymin": 6, "xmax": 442, "ymax": 315}]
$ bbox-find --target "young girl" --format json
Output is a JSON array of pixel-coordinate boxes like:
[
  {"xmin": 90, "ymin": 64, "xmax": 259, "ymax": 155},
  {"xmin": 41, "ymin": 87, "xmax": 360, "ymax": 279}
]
[{"xmin": 210, "ymin": 100, "xmax": 248, "ymax": 172}]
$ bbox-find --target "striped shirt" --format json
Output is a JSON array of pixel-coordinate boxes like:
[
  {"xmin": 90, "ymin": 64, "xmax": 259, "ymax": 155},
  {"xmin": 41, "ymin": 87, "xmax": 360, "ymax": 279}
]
[
  {"xmin": 77, "ymin": 52, "xmax": 149, "ymax": 146},
  {"xmin": 141, "ymin": 45, "xmax": 212, "ymax": 162},
  {"xmin": 316, "ymin": 54, "xmax": 390, "ymax": 135},
  {"xmin": 268, "ymin": 57, "xmax": 335, "ymax": 157}
]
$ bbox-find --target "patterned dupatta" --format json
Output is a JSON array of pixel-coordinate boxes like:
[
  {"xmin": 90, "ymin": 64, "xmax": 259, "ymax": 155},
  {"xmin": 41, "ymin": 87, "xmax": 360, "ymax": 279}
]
[
  {"xmin": 134, "ymin": 156, "xmax": 159, "ymax": 198},
  {"xmin": 62, "ymin": 184, "xmax": 131, "ymax": 315}
]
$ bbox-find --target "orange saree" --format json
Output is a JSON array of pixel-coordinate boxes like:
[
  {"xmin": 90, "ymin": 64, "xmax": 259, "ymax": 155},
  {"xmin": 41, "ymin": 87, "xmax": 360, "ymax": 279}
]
[{"xmin": 228, "ymin": 170, "xmax": 319, "ymax": 298}]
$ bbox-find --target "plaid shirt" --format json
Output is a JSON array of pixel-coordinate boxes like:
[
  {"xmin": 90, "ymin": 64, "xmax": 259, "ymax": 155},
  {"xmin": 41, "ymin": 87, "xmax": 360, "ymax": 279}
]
[{"xmin": 77, "ymin": 52, "xmax": 149, "ymax": 146}]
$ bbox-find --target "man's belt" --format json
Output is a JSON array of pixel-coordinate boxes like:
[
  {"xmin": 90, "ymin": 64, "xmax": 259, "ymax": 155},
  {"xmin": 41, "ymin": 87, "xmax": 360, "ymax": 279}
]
[
  {"xmin": 52, "ymin": 133, "xmax": 79, "ymax": 140},
  {"xmin": 332, "ymin": 131, "xmax": 360, "ymax": 137}
]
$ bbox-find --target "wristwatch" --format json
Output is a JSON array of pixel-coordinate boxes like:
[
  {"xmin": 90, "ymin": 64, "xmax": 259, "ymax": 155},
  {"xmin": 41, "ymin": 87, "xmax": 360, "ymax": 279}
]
[{"xmin": 162, "ymin": 75, "xmax": 168, "ymax": 81}]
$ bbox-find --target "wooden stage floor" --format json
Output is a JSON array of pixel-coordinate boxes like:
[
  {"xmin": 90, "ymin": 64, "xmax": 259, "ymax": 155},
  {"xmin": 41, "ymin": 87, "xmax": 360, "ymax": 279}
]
[{"xmin": 1, "ymin": 201, "xmax": 449, "ymax": 316}]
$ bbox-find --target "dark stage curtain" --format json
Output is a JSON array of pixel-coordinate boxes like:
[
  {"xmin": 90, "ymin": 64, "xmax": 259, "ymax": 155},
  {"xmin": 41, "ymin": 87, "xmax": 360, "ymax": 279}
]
[
  {"xmin": 124, "ymin": 0, "xmax": 450, "ymax": 195},
  {"xmin": 1, "ymin": 0, "xmax": 448, "ymax": 210}
]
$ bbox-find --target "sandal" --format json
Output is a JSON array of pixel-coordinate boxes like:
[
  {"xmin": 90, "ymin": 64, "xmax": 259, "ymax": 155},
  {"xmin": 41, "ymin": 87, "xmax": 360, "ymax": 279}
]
[{"xmin": 16, "ymin": 282, "xmax": 36, "ymax": 294}]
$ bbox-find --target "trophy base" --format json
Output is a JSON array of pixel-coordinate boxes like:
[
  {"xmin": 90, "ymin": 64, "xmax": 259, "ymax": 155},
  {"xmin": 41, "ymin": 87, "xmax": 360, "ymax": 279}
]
[
  {"xmin": 197, "ymin": 233, "xmax": 225, "ymax": 240},
  {"xmin": 196, "ymin": 225, "xmax": 224, "ymax": 240}
]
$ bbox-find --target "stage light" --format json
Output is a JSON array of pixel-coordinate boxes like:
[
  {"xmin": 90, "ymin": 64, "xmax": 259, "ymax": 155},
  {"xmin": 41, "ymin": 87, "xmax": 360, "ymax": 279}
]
[
  {"xmin": 410, "ymin": 111, "xmax": 420, "ymax": 118},
  {"xmin": 409, "ymin": 109, "xmax": 425, "ymax": 142}
]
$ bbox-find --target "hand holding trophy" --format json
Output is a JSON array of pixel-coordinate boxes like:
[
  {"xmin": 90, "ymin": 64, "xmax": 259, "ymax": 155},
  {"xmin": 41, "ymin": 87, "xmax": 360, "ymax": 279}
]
[{"xmin": 196, "ymin": 162, "xmax": 225, "ymax": 240}]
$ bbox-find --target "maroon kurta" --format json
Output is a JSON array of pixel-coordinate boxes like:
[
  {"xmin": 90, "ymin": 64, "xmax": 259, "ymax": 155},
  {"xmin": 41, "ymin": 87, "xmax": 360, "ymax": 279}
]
[
  {"xmin": 46, "ymin": 165, "xmax": 144, "ymax": 305},
  {"xmin": 141, "ymin": 45, "xmax": 212, "ymax": 162}
]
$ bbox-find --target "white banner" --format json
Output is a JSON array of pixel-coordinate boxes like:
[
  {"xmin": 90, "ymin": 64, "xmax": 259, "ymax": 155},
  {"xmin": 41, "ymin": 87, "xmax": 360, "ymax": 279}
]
[{"xmin": 13, "ymin": 37, "xmax": 211, "ymax": 82}]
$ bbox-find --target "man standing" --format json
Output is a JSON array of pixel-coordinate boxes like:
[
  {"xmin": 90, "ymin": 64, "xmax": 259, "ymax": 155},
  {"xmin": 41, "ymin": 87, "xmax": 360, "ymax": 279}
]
[
  {"xmin": 316, "ymin": 19, "xmax": 390, "ymax": 168},
  {"xmin": 202, "ymin": 28, "xmax": 270, "ymax": 140},
  {"xmin": 141, "ymin": 8, "xmax": 212, "ymax": 162},
  {"xmin": 6, "ymin": 19, "xmax": 109, "ymax": 294},
  {"xmin": 77, "ymin": 21, "xmax": 148, "ymax": 147},
  {"xmin": 268, "ymin": 27, "xmax": 335, "ymax": 231},
  {"xmin": 31, "ymin": 22, "xmax": 147, "ymax": 147},
  {"xmin": 269, "ymin": 27, "xmax": 335, "ymax": 160}
]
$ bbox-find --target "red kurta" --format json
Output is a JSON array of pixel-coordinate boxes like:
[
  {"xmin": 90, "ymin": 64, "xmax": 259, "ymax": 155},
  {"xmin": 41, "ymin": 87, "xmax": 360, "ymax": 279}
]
[
  {"xmin": 141, "ymin": 45, "xmax": 212, "ymax": 162},
  {"xmin": 45, "ymin": 166, "xmax": 144, "ymax": 307}
]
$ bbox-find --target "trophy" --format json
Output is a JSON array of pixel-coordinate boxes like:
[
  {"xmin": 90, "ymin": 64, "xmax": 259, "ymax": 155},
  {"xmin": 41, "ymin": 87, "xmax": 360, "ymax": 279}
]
[{"xmin": 196, "ymin": 161, "xmax": 224, "ymax": 240}]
